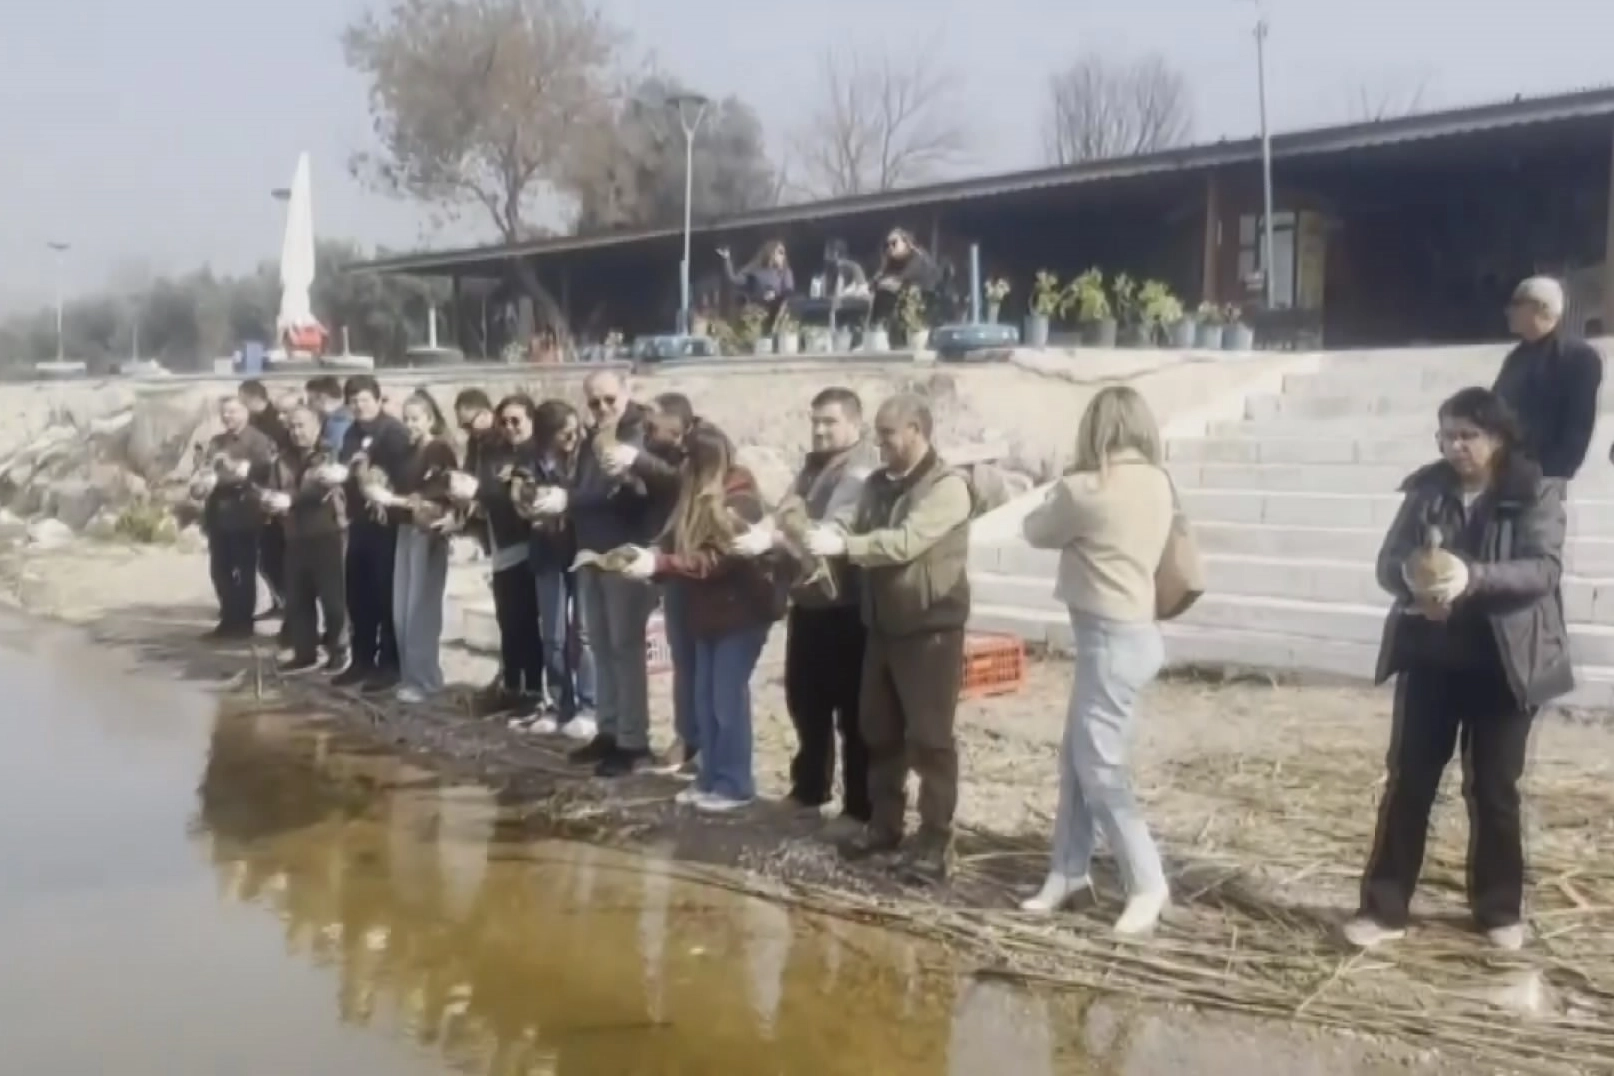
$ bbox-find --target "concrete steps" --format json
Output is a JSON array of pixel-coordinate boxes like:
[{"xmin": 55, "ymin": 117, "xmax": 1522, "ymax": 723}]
[
  {"xmin": 965, "ymin": 341, "xmax": 1614, "ymax": 709},
  {"xmin": 1172, "ymin": 461, "xmax": 1614, "ymax": 495}
]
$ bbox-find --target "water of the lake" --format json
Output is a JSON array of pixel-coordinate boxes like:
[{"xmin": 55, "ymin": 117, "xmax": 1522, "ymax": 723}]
[{"xmin": 0, "ymin": 613, "xmax": 1417, "ymax": 1075}]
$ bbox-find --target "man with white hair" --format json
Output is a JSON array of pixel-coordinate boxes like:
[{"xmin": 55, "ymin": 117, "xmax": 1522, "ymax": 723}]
[{"xmin": 1491, "ymin": 275, "xmax": 1603, "ymax": 480}]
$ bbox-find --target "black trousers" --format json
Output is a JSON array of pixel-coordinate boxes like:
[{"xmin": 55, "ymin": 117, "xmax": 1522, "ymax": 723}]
[
  {"xmin": 491, "ymin": 560, "xmax": 545, "ymax": 697},
  {"xmin": 784, "ymin": 604, "xmax": 871, "ymax": 821},
  {"xmin": 1359, "ymin": 662, "xmax": 1536, "ymax": 930},
  {"xmin": 286, "ymin": 533, "xmax": 348, "ymax": 660},
  {"xmin": 258, "ymin": 522, "xmax": 287, "ymax": 610},
  {"xmin": 208, "ymin": 528, "xmax": 259, "ymax": 629},
  {"xmin": 346, "ymin": 522, "xmax": 399, "ymax": 673}
]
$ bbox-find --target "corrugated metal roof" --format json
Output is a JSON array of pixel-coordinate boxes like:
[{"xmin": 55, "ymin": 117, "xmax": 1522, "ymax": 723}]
[{"xmin": 357, "ymin": 84, "xmax": 1614, "ymax": 276}]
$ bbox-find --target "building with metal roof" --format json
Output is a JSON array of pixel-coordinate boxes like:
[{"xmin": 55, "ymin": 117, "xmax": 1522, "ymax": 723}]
[{"xmin": 355, "ymin": 85, "xmax": 1614, "ymax": 353}]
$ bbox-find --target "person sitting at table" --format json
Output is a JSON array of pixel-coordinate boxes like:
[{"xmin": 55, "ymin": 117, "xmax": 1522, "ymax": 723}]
[
  {"xmin": 718, "ymin": 240, "xmax": 794, "ymax": 323},
  {"xmin": 869, "ymin": 229, "xmax": 943, "ymax": 336},
  {"xmin": 823, "ymin": 239, "xmax": 870, "ymax": 300}
]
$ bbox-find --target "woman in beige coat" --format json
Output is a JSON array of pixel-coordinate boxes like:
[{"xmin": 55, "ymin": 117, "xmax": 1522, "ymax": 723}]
[{"xmin": 1019, "ymin": 386, "xmax": 1175, "ymax": 936}]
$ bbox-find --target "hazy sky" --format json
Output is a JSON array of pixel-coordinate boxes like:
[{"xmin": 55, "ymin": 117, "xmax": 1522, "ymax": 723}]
[{"xmin": 2, "ymin": 0, "xmax": 1609, "ymax": 314}]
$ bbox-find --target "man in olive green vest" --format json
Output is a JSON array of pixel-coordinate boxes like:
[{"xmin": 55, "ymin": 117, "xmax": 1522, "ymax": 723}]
[{"xmin": 805, "ymin": 392, "xmax": 975, "ymax": 881}]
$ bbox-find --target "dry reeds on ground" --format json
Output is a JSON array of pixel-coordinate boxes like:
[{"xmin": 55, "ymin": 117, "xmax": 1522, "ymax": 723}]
[{"xmin": 254, "ymin": 657, "xmax": 1614, "ymax": 1076}]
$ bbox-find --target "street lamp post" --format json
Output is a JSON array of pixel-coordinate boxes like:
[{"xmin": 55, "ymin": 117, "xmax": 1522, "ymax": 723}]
[
  {"xmin": 668, "ymin": 92, "xmax": 711, "ymax": 334},
  {"xmin": 46, "ymin": 241, "xmax": 70, "ymax": 363},
  {"xmin": 1254, "ymin": 14, "xmax": 1276, "ymax": 309}
]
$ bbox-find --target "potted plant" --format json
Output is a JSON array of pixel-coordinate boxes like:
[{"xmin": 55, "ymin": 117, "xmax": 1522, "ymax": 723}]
[
  {"xmin": 603, "ymin": 330, "xmax": 625, "ymax": 356},
  {"xmin": 832, "ymin": 326, "xmax": 856, "ymax": 352},
  {"xmin": 1137, "ymin": 280, "xmax": 1183, "ymax": 348},
  {"xmin": 802, "ymin": 325, "xmax": 832, "ymax": 354},
  {"xmin": 1194, "ymin": 301, "xmax": 1225, "ymax": 349},
  {"xmin": 1112, "ymin": 273, "xmax": 1146, "ymax": 346},
  {"xmin": 1069, "ymin": 268, "xmax": 1115, "ymax": 346},
  {"xmin": 1025, "ymin": 270, "xmax": 1061, "ymax": 347},
  {"xmin": 897, "ymin": 286, "xmax": 930, "ymax": 350},
  {"xmin": 707, "ymin": 316, "xmax": 739, "ymax": 356},
  {"xmin": 1223, "ymin": 303, "xmax": 1255, "ymax": 351},
  {"xmin": 984, "ymin": 277, "xmax": 1011, "ymax": 324},
  {"xmin": 738, "ymin": 304, "xmax": 771, "ymax": 355},
  {"xmin": 774, "ymin": 307, "xmax": 800, "ymax": 355}
]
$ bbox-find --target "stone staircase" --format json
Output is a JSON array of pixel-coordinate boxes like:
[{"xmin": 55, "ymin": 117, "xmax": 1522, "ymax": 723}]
[{"xmin": 970, "ymin": 342, "xmax": 1614, "ymax": 709}]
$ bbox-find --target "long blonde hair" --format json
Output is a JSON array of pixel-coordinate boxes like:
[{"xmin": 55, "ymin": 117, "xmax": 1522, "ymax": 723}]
[
  {"xmin": 662, "ymin": 424, "xmax": 740, "ymax": 554},
  {"xmin": 1071, "ymin": 386, "xmax": 1163, "ymax": 475}
]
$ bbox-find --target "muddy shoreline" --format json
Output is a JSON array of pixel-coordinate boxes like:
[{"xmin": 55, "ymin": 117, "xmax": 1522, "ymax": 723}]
[{"xmin": 9, "ymin": 542, "xmax": 1614, "ymax": 1074}]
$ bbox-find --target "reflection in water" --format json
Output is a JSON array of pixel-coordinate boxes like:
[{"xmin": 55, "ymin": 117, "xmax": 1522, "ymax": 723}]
[{"xmin": 193, "ymin": 709, "xmax": 1070, "ymax": 1075}]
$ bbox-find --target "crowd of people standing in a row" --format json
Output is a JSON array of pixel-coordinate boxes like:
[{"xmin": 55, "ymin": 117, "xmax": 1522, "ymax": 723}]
[{"xmin": 189, "ymin": 273, "xmax": 1598, "ymax": 948}]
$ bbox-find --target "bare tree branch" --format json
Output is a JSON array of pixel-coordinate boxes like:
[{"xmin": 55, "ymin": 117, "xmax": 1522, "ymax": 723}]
[
  {"xmin": 342, "ymin": 0, "xmax": 620, "ymax": 242},
  {"xmin": 791, "ymin": 45, "xmax": 971, "ymax": 198},
  {"xmin": 1041, "ymin": 52, "xmax": 1193, "ymax": 166},
  {"xmin": 1344, "ymin": 75, "xmax": 1432, "ymax": 121}
]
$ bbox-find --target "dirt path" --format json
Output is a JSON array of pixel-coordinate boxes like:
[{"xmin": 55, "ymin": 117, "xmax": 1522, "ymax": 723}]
[{"xmin": 6, "ymin": 539, "xmax": 1614, "ymax": 1075}]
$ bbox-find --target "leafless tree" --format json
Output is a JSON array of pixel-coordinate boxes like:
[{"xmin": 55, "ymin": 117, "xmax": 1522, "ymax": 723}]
[
  {"xmin": 1041, "ymin": 52, "xmax": 1194, "ymax": 166},
  {"xmin": 791, "ymin": 45, "xmax": 971, "ymax": 198},
  {"xmin": 1345, "ymin": 75, "xmax": 1432, "ymax": 121},
  {"xmin": 342, "ymin": 0, "xmax": 620, "ymax": 321}
]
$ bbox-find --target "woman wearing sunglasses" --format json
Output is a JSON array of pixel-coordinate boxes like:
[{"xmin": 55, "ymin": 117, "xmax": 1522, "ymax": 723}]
[{"xmin": 473, "ymin": 395, "xmax": 548, "ymax": 719}]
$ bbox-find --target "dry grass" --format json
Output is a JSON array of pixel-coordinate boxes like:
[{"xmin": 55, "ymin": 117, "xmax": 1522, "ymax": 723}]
[{"xmin": 246, "ymin": 646, "xmax": 1614, "ymax": 1076}]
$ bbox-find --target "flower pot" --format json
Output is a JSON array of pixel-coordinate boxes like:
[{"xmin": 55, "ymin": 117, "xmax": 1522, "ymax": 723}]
[
  {"xmin": 752, "ymin": 338, "xmax": 774, "ymax": 356},
  {"xmin": 1118, "ymin": 324, "xmax": 1151, "ymax": 348},
  {"xmin": 987, "ymin": 302, "xmax": 1002, "ymax": 324},
  {"xmin": 908, "ymin": 328, "xmax": 931, "ymax": 351},
  {"xmin": 775, "ymin": 330, "xmax": 800, "ymax": 356},
  {"xmin": 862, "ymin": 328, "xmax": 890, "ymax": 353},
  {"xmin": 1195, "ymin": 323, "xmax": 1224, "ymax": 349},
  {"xmin": 1169, "ymin": 318, "xmax": 1196, "ymax": 349},
  {"xmin": 1081, "ymin": 318, "xmax": 1118, "ymax": 347},
  {"xmin": 832, "ymin": 328, "xmax": 855, "ymax": 353},
  {"xmin": 1223, "ymin": 323, "xmax": 1255, "ymax": 351},
  {"xmin": 1023, "ymin": 314, "xmax": 1050, "ymax": 347}
]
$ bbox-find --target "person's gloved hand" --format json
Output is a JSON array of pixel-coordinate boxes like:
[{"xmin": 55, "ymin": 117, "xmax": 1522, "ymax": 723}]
[
  {"xmin": 805, "ymin": 525, "xmax": 847, "ymax": 557},
  {"xmin": 603, "ymin": 445, "xmax": 639, "ymax": 475},
  {"xmin": 620, "ymin": 546, "xmax": 657, "ymax": 579},
  {"xmin": 730, "ymin": 520, "xmax": 777, "ymax": 557}
]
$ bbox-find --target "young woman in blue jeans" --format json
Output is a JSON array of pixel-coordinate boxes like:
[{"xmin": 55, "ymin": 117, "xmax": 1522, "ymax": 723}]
[{"xmin": 623, "ymin": 425, "xmax": 784, "ymax": 812}]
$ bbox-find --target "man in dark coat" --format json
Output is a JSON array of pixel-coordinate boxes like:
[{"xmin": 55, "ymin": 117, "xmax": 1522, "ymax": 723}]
[
  {"xmin": 334, "ymin": 375, "xmax": 411, "ymax": 690},
  {"xmin": 197, "ymin": 395, "xmax": 276, "ymax": 639},
  {"xmin": 1491, "ymin": 275, "xmax": 1603, "ymax": 481}
]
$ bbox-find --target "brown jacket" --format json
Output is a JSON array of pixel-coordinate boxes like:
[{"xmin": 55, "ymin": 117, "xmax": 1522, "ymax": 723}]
[
  {"xmin": 844, "ymin": 450, "xmax": 975, "ymax": 637},
  {"xmin": 654, "ymin": 467, "xmax": 786, "ymax": 639}
]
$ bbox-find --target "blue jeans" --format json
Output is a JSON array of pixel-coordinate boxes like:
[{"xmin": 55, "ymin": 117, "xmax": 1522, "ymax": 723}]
[
  {"xmin": 1051, "ymin": 610, "xmax": 1168, "ymax": 896},
  {"xmin": 693, "ymin": 624, "xmax": 770, "ymax": 800},
  {"xmin": 662, "ymin": 582, "xmax": 699, "ymax": 752},
  {"xmin": 536, "ymin": 569, "xmax": 595, "ymax": 715}
]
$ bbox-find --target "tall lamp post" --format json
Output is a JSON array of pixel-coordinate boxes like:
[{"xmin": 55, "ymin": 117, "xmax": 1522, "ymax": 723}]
[
  {"xmin": 1253, "ymin": 12, "xmax": 1276, "ymax": 309},
  {"xmin": 46, "ymin": 241, "xmax": 70, "ymax": 362},
  {"xmin": 668, "ymin": 92, "xmax": 710, "ymax": 334}
]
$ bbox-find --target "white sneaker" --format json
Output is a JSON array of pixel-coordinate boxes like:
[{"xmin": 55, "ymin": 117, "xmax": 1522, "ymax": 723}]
[
  {"xmin": 1113, "ymin": 890, "xmax": 1170, "ymax": 937},
  {"xmin": 1019, "ymin": 872, "xmax": 1092, "ymax": 914},
  {"xmin": 674, "ymin": 787, "xmax": 707, "ymax": 806},
  {"xmin": 562, "ymin": 715, "xmax": 598, "ymax": 742},
  {"xmin": 395, "ymin": 686, "xmax": 426, "ymax": 704},
  {"xmin": 696, "ymin": 794, "xmax": 753, "ymax": 815},
  {"xmin": 1486, "ymin": 923, "xmax": 1527, "ymax": 952},
  {"xmin": 527, "ymin": 715, "xmax": 561, "ymax": 735},
  {"xmin": 1342, "ymin": 916, "xmax": 1406, "ymax": 950}
]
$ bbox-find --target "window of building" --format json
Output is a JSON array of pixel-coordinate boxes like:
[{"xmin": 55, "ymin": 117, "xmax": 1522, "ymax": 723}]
[{"xmin": 1237, "ymin": 211, "xmax": 1297, "ymax": 309}]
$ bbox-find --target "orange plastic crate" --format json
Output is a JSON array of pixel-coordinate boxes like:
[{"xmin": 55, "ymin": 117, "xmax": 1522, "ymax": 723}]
[{"xmin": 960, "ymin": 632, "xmax": 1027, "ymax": 699}]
